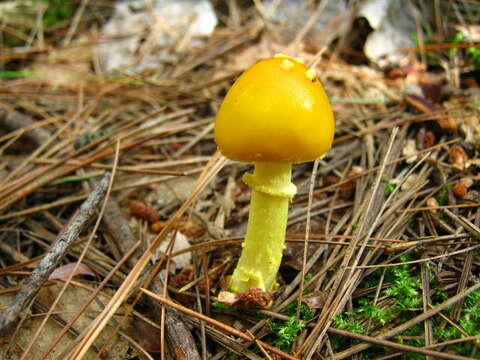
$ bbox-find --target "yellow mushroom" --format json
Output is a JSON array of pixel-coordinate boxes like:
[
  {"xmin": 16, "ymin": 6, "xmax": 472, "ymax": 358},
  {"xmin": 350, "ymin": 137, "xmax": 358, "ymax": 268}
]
[{"xmin": 214, "ymin": 56, "xmax": 335, "ymax": 293}]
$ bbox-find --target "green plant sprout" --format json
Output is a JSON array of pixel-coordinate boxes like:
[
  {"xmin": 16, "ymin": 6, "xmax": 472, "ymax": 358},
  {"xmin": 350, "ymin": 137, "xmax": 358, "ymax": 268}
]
[
  {"xmin": 434, "ymin": 290, "xmax": 480, "ymax": 357},
  {"xmin": 467, "ymin": 47, "xmax": 480, "ymax": 71},
  {"xmin": 298, "ymin": 263, "xmax": 475, "ymax": 357},
  {"xmin": 438, "ymin": 184, "xmax": 453, "ymax": 206},
  {"xmin": 211, "ymin": 301, "xmax": 233, "ymax": 311},
  {"xmin": 382, "ymin": 176, "xmax": 396, "ymax": 196},
  {"xmin": 450, "ymin": 32, "xmax": 480, "ymax": 71},
  {"xmin": 357, "ymin": 298, "xmax": 389, "ymax": 326}
]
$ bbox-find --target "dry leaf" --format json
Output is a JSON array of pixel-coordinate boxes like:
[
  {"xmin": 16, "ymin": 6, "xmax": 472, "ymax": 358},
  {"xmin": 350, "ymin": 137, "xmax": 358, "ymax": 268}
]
[
  {"xmin": 158, "ymin": 232, "xmax": 191, "ymax": 272},
  {"xmin": 29, "ymin": 35, "xmax": 92, "ymax": 88},
  {"xmin": 402, "ymin": 139, "xmax": 417, "ymax": 164},
  {"xmin": 96, "ymin": 0, "xmax": 217, "ymax": 73},
  {"xmin": 1, "ymin": 283, "xmax": 130, "ymax": 359},
  {"xmin": 49, "ymin": 263, "xmax": 95, "ymax": 281},
  {"xmin": 359, "ymin": 0, "xmax": 420, "ymax": 67},
  {"xmin": 302, "ymin": 291, "xmax": 331, "ymax": 309}
]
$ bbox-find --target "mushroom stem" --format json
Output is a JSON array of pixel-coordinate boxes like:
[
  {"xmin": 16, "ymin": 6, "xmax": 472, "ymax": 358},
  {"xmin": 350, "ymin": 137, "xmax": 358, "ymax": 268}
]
[{"xmin": 229, "ymin": 162, "xmax": 296, "ymax": 293}]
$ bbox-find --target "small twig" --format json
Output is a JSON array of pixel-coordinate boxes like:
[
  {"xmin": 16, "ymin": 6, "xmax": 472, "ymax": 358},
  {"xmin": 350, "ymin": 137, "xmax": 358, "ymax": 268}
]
[
  {"xmin": 425, "ymin": 335, "xmax": 480, "ymax": 349},
  {"xmin": 328, "ymin": 328, "xmax": 471, "ymax": 360},
  {"xmin": 297, "ymin": 159, "xmax": 319, "ymax": 320},
  {"xmin": 62, "ymin": 0, "xmax": 90, "ymax": 46},
  {"xmin": 451, "ymin": 252, "xmax": 474, "ymax": 321},
  {"xmin": 102, "ymin": 197, "xmax": 143, "ymax": 262},
  {"xmin": 0, "ymin": 173, "xmax": 111, "ymax": 336},
  {"xmin": 247, "ymin": 329, "xmax": 273, "ymax": 360},
  {"xmin": 350, "ymin": 245, "xmax": 479, "ymax": 269},
  {"xmin": 163, "ymin": 307, "xmax": 202, "ymax": 360},
  {"xmin": 20, "ymin": 152, "xmax": 116, "ymax": 360},
  {"xmin": 420, "ymin": 259, "xmax": 433, "ymax": 358}
]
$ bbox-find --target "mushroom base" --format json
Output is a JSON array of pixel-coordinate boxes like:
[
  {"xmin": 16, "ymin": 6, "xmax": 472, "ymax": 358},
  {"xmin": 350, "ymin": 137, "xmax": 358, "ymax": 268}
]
[{"xmin": 228, "ymin": 162, "xmax": 296, "ymax": 293}]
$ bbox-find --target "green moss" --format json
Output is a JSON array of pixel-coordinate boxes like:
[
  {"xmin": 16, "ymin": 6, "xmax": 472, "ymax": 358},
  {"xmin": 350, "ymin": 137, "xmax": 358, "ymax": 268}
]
[
  {"xmin": 459, "ymin": 290, "xmax": 480, "ymax": 339},
  {"xmin": 212, "ymin": 301, "xmax": 233, "ymax": 311},
  {"xmin": 332, "ymin": 311, "xmax": 365, "ymax": 334},
  {"xmin": 437, "ymin": 184, "xmax": 452, "ymax": 206},
  {"xmin": 35, "ymin": 0, "xmax": 75, "ymax": 26},
  {"xmin": 264, "ymin": 300, "xmax": 316, "ymax": 353},
  {"xmin": 384, "ymin": 261, "xmax": 421, "ymax": 310},
  {"xmin": 268, "ymin": 317, "xmax": 305, "ymax": 352},
  {"xmin": 433, "ymin": 292, "xmax": 480, "ymax": 359},
  {"xmin": 357, "ymin": 298, "xmax": 389, "ymax": 326},
  {"xmin": 283, "ymin": 301, "xmax": 316, "ymax": 321}
]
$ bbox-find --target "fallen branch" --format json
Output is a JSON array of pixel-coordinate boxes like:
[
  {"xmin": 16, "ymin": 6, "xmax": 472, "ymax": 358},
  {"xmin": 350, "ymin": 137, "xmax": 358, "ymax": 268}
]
[{"xmin": 0, "ymin": 173, "xmax": 111, "ymax": 336}]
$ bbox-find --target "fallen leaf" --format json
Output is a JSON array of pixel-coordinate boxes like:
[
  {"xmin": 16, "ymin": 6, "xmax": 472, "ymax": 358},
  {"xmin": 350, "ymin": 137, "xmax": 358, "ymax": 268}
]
[
  {"xmin": 359, "ymin": 0, "xmax": 420, "ymax": 67},
  {"xmin": 402, "ymin": 139, "xmax": 417, "ymax": 164},
  {"xmin": 158, "ymin": 232, "xmax": 191, "ymax": 272},
  {"xmin": 96, "ymin": 0, "xmax": 218, "ymax": 73},
  {"xmin": 1, "ymin": 283, "xmax": 131, "ymax": 359},
  {"xmin": 29, "ymin": 35, "xmax": 93, "ymax": 88},
  {"xmin": 302, "ymin": 291, "xmax": 331, "ymax": 309},
  {"xmin": 265, "ymin": 0, "xmax": 347, "ymax": 38},
  {"xmin": 49, "ymin": 262, "xmax": 95, "ymax": 280}
]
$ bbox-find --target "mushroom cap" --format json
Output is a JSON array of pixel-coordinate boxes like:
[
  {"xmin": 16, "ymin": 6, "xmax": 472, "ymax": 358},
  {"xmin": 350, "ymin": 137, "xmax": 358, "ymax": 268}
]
[{"xmin": 214, "ymin": 56, "xmax": 334, "ymax": 163}]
